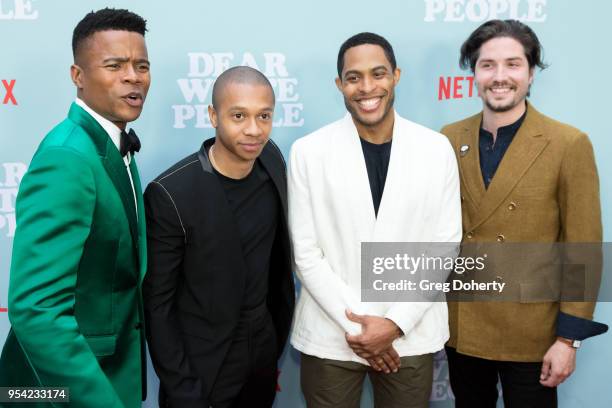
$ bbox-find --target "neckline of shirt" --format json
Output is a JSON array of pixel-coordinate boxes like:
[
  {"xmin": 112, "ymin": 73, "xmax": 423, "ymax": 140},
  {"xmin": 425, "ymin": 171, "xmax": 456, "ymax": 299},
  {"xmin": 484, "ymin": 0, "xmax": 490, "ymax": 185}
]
[{"xmin": 75, "ymin": 98, "xmax": 131, "ymax": 164}]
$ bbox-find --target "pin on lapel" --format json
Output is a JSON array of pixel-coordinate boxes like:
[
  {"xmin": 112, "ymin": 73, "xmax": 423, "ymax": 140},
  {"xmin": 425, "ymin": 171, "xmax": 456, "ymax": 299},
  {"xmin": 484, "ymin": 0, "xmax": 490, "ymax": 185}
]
[{"xmin": 460, "ymin": 145, "xmax": 470, "ymax": 157}]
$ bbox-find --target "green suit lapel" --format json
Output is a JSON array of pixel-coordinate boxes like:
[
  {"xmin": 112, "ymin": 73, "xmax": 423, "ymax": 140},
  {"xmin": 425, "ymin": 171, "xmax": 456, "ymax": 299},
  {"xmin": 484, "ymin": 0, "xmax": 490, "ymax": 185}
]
[
  {"xmin": 67, "ymin": 103, "xmax": 139, "ymax": 249},
  {"xmin": 130, "ymin": 158, "xmax": 147, "ymax": 282}
]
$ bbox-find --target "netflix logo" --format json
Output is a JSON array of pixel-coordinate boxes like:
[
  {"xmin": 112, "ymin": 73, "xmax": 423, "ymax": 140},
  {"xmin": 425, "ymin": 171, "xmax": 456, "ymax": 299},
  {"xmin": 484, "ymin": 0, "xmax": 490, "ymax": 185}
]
[
  {"xmin": 438, "ymin": 76, "xmax": 477, "ymax": 101},
  {"xmin": 1, "ymin": 80, "xmax": 17, "ymax": 105}
]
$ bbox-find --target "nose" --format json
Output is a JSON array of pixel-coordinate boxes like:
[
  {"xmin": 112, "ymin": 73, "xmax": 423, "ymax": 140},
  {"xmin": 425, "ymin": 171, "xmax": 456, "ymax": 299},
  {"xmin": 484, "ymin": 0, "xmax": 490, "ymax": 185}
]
[
  {"xmin": 359, "ymin": 75, "xmax": 375, "ymax": 94},
  {"xmin": 244, "ymin": 117, "xmax": 263, "ymax": 137},
  {"xmin": 122, "ymin": 64, "xmax": 141, "ymax": 84},
  {"xmin": 493, "ymin": 65, "xmax": 507, "ymax": 82}
]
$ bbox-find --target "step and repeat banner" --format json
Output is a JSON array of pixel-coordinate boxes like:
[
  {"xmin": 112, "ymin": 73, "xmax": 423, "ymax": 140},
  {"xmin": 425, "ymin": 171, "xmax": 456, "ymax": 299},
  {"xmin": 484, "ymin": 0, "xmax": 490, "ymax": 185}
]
[{"xmin": 1, "ymin": 1, "xmax": 611, "ymax": 406}]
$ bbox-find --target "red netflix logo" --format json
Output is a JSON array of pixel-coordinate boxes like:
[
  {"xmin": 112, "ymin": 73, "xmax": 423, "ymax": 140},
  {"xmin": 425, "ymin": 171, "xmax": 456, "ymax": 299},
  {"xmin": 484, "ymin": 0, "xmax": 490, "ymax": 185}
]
[
  {"xmin": 1, "ymin": 80, "xmax": 17, "ymax": 105},
  {"xmin": 438, "ymin": 76, "xmax": 477, "ymax": 101}
]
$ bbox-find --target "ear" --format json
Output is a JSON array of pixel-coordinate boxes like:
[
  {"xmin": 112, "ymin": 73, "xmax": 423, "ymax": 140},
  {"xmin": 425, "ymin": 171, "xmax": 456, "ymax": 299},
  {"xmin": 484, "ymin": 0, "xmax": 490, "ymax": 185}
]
[
  {"xmin": 393, "ymin": 67, "xmax": 401, "ymax": 85},
  {"xmin": 70, "ymin": 64, "xmax": 84, "ymax": 89},
  {"xmin": 335, "ymin": 77, "xmax": 343, "ymax": 92},
  {"xmin": 208, "ymin": 104, "xmax": 218, "ymax": 129},
  {"xmin": 529, "ymin": 67, "xmax": 535, "ymax": 85}
]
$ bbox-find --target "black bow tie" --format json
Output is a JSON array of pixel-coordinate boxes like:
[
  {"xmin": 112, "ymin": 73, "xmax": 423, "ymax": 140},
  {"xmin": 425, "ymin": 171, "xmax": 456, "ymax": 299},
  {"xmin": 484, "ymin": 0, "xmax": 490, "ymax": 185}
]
[{"xmin": 120, "ymin": 129, "xmax": 141, "ymax": 157}]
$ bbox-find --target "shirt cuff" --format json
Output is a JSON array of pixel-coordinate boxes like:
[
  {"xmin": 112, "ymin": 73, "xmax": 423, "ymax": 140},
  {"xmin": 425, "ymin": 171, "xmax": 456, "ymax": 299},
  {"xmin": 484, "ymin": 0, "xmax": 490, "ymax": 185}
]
[{"xmin": 556, "ymin": 312, "xmax": 608, "ymax": 340}]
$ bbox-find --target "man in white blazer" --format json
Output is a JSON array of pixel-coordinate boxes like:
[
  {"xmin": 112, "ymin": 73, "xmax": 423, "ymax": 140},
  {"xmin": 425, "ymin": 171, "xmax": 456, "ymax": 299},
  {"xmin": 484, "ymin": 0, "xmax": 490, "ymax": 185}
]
[{"xmin": 288, "ymin": 32, "xmax": 462, "ymax": 408}]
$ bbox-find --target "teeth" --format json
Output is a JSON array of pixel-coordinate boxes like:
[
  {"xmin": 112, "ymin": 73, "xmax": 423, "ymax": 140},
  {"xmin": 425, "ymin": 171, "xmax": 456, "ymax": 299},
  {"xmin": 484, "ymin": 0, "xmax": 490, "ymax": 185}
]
[{"xmin": 358, "ymin": 98, "xmax": 380, "ymax": 107}]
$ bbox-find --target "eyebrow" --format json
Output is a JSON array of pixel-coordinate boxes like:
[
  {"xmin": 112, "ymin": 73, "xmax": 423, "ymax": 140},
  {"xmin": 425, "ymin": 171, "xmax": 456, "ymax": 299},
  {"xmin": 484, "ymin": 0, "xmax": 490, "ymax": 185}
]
[
  {"xmin": 227, "ymin": 106, "xmax": 274, "ymax": 111},
  {"xmin": 102, "ymin": 57, "xmax": 150, "ymax": 65},
  {"xmin": 479, "ymin": 57, "xmax": 524, "ymax": 63},
  {"xmin": 344, "ymin": 65, "xmax": 388, "ymax": 77}
]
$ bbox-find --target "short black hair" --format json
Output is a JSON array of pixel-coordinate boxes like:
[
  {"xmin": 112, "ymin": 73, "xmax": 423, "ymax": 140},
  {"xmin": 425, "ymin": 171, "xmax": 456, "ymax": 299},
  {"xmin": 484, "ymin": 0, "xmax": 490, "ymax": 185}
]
[
  {"xmin": 337, "ymin": 32, "xmax": 397, "ymax": 78},
  {"xmin": 460, "ymin": 19, "xmax": 547, "ymax": 72},
  {"xmin": 212, "ymin": 66, "xmax": 275, "ymax": 109},
  {"xmin": 72, "ymin": 8, "xmax": 147, "ymax": 60}
]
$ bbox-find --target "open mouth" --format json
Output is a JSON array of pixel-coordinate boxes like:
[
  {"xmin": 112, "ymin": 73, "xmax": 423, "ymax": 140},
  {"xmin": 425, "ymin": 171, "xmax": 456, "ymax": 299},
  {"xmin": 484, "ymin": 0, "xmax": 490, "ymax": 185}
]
[
  {"xmin": 122, "ymin": 92, "xmax": 143, "ymax": 107},
  {"xmin": 356, "ymin": 96, "xmax": 382, "ymax": 112},
  {"xmin": 491, "ymin": 88, "xmax": 511, "ymax": 94},
  {"xmin": 488, "ymin": 85, "xmax": 515, "ymax": 96}
]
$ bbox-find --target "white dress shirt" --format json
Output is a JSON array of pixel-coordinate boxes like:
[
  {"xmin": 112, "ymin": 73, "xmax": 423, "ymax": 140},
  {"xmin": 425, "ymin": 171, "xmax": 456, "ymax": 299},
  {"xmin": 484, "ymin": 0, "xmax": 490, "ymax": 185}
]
[{"xmin": 75, "ymin": 98, "xmax": 138, "ymax": 217}]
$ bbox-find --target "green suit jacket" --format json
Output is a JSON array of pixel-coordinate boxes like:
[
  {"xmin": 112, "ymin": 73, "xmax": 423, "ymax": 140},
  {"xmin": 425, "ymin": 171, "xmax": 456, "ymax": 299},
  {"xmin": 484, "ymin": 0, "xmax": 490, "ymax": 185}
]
[{"xmin": 0, "ymin": 103, "xmax": 147, "ymax": 407}]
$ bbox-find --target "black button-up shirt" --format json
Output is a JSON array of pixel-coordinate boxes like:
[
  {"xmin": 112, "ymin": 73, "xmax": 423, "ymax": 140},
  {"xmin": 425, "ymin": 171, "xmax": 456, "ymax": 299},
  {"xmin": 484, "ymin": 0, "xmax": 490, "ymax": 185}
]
[{"xmin": 479, "ymin": 110, "xmax": 526, "ymax": 189}]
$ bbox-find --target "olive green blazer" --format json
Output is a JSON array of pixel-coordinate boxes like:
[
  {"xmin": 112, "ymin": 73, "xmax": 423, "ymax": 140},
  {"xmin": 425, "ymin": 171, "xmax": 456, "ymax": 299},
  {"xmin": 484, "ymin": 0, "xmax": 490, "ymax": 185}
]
[
  {"xmin": 442, "ymin": 102, "xmax": 602, "ymax": 361},
  {"xmin": 0, "ymin": 103, "xmax": 147, "ymax": 407}
]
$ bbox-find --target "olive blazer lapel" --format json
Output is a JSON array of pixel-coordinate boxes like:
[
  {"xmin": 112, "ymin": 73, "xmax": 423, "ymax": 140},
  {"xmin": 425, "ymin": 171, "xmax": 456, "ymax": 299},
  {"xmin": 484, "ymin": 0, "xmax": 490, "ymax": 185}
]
[
  {"xmin": 461, "ymin": 102, "xmax": 551, "ymax": 232},
  {"xmin": 455, "ymin": 113, "xmax": 486, "ymax": 208}
]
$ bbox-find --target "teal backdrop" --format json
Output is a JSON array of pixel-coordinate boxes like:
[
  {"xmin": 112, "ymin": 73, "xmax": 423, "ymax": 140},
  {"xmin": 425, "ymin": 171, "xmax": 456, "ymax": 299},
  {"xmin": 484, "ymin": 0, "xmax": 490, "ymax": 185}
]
[{"xmin": 0, "ymin": 1, "xmax": 610, "ymax": 406}]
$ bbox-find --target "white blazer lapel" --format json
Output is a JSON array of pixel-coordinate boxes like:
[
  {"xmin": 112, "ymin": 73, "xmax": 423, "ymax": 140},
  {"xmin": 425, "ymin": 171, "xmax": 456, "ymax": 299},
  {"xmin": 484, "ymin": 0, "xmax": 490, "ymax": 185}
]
[
  {"xmin": 333, "ymin": 114, "xmax": 376, "ymax": 239},
  {"xmin": 373, "ymin": 114, "xmax": 428, "ymax": 241},
  {"xmin": 373, "ymin": 110, "xmax": 401, "ymax": 231}
]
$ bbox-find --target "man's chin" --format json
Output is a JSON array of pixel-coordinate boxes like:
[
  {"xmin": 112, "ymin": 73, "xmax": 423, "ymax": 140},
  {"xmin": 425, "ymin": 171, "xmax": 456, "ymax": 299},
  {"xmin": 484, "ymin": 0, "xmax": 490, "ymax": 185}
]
[
  {"xmin": 118, "ymin": 108, "xmax": 144, "ymax": 123},
  {"xmin": 351, "ymin": 109, "xmax": 389, "ymax": 127},
  {"xmin": 485, "ymin": 100, "xmax": 518, "ymax": 113},
  {"xmin": 236, "ymin": 148, "xmax": 263, "ymax": 161}
]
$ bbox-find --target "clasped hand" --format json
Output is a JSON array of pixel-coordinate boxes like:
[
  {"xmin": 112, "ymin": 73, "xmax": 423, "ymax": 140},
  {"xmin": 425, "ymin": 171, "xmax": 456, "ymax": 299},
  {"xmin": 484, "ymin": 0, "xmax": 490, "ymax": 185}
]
[{"xmin": 345, "ymin": 310, "xmax": 402, "ymax": 374}]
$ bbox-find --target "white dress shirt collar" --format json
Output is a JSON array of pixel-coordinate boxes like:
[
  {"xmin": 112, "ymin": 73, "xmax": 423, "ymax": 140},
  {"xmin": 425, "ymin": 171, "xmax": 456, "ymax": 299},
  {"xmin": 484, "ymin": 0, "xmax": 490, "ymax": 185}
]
[
  {"xmin": 75, "ymin": 98, "xmax": 137, "ymax": 215},
  {"xmin": 75, "ymin": 98, "xmax": 135, "ymax": 165},
  {"xmin": 75, "ymin": 98, "xmax": 124, "ymax": 152}
]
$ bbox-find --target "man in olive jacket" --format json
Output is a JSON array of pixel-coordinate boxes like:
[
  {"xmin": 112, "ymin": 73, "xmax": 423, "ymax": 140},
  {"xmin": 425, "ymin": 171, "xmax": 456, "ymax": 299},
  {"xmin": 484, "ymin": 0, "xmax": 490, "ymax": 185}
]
[
  {"xmin": 441, "ymin": 20, "xmax": 607, "ymax": 408},
  {"xmin": 0, "ymin": 9, "xmax": 151, "ymax": 407}
]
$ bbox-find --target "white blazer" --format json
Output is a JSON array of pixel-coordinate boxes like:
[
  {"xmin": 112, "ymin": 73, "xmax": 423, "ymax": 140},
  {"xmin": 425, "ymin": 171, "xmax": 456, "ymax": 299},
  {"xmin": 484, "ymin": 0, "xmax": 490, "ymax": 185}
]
[{"xmin": 288, "ymin": 111, "xmax": 462, "ymax": 363}]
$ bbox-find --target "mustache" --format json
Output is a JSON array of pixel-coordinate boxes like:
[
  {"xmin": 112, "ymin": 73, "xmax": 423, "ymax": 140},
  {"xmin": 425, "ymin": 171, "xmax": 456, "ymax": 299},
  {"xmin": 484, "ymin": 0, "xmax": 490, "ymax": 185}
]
[{"xmin": 488, "ymin": 81, "xmax": 517, "ymax": 88}]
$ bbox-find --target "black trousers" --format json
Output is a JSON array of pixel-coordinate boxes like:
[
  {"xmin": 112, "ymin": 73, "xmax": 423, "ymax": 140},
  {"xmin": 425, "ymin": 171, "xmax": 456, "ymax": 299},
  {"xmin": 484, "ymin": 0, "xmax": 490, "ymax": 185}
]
[
  {"xmin": 209, "ymin": 303, "xmax": 278, "ymax": 408},
  {"xmin": 445, "ymin": 347, "xmax": 557, "ymax": 408}
]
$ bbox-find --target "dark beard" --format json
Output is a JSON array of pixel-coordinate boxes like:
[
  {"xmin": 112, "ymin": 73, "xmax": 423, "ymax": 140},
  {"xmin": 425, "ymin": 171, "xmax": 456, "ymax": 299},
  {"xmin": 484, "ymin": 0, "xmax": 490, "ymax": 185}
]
[
  {"xmin": 483, "ymin": 82, "xmax": 528, "ymax": 113},
  {"xmin": 485, "ymin": 98, "xmax": 517, "ymax": 113},
  {"xmin": 344, "ymin": 93, "xmax": 395, "ymax": 128}
]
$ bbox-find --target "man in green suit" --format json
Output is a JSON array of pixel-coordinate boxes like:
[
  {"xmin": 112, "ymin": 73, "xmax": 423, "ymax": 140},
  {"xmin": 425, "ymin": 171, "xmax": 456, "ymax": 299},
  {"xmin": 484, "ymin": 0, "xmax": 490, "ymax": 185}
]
[{"xmin": 0, "ymin": 8, "xmax": 151, "ymax": 407}]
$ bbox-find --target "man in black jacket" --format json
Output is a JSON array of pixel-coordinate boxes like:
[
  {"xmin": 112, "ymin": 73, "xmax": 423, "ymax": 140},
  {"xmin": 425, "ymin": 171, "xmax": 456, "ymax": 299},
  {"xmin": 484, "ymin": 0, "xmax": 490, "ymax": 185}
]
[{"xmin": 144, "ymin": 66, "xmax": 295, "ymax": 408}]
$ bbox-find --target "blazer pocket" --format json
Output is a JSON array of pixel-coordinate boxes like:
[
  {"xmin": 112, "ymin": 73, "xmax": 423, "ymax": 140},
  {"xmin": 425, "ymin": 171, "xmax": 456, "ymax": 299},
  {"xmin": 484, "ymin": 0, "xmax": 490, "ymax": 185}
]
[
  {"xmin": 519, "ymin": 281, "xmax": 559, "ymax": 303},
  {"xmin": 84, "ymin": 334, "xmax": 117, "ymax": 357},
  {"xmin": 514, "ymin": 185, "xmax": 554, "ymax": 201}
]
